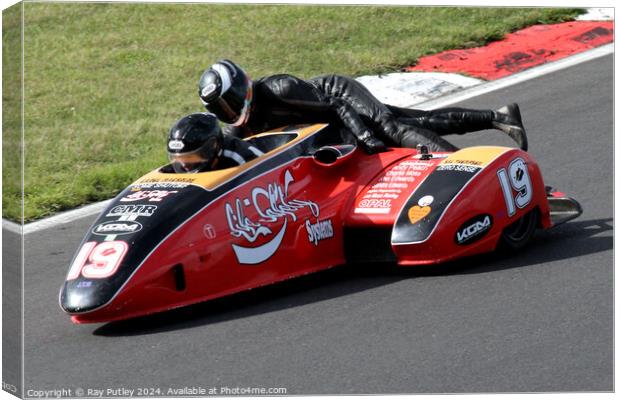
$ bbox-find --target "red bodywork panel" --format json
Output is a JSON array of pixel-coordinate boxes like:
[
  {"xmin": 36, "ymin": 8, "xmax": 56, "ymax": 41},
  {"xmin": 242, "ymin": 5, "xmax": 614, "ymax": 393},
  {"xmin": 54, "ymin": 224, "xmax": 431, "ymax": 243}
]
[{"xmin": 61, "ymin": 125, "xmax": 554, "ymax": 323}]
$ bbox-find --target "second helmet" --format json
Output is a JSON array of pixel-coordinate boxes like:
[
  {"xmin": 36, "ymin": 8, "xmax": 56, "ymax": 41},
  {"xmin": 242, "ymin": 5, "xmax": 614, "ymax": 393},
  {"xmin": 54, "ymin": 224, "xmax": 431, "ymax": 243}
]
[{"xmin": 198, "ymin": 59, "xmax": 253, "ymax": 126}]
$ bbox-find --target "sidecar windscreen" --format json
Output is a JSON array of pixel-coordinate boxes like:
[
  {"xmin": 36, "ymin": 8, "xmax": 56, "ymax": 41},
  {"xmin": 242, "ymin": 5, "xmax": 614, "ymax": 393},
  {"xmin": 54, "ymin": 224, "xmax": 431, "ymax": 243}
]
[{"xmin": 245, "ymin": 133, "xmax": 298, "ymax": 153}]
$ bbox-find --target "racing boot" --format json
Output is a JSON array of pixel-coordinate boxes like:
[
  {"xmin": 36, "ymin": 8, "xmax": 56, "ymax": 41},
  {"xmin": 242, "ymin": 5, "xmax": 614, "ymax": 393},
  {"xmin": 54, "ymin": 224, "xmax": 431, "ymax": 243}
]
[{"xmin": 493, "ymin": 103, "xmax": 528, "ymax": 151}]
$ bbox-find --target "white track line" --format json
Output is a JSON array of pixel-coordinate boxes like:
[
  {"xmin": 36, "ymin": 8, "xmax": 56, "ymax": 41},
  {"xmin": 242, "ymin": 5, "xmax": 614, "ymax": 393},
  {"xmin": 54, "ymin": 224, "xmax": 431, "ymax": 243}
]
[
  {"xmin": 3, "ymin": 219, "xmax": 22, "ymax": 235},
  {"xmin": 3, "ymin": 199, "xmax": 113, "ymax": 235},
  {"xmin": 2, "ymin": 43, "xmax": 613, "ymax": 235}
]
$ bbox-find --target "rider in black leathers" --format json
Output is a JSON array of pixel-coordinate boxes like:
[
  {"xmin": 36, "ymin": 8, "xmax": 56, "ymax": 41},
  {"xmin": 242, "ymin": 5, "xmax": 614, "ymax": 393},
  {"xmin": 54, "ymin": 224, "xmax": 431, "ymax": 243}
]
[{"xmin": 198, "ymin": 60, "xmax": 528, "ymax": 153}]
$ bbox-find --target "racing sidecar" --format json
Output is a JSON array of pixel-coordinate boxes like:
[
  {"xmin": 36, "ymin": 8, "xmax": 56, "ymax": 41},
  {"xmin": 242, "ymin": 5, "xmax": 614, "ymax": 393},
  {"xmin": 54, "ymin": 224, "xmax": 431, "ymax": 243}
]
[{"xmin": 59, "ymin": 123, "xmax": 581, "ymax": 323}]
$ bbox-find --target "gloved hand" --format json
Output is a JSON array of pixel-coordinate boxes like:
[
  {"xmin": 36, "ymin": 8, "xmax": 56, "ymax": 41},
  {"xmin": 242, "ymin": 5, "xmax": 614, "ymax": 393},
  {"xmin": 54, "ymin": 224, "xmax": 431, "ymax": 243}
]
[
  {"xmin": 326, "ymin": 96, "xmax": 386, "ymax": 154},
  {"xmin": 357, "ymin": 130, "xmax": 387, "ymax": 154}
]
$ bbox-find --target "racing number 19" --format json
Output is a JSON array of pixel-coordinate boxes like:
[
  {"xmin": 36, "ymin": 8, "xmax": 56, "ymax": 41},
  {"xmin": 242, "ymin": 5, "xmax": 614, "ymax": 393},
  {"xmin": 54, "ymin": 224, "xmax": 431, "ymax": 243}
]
[
  {"xmin": 497, "ymin": 157, "xmax": 532, "ymax": 217},
  {"xmin": 66, "ymin": 241, "xmax": 128, "ymax": 280}
]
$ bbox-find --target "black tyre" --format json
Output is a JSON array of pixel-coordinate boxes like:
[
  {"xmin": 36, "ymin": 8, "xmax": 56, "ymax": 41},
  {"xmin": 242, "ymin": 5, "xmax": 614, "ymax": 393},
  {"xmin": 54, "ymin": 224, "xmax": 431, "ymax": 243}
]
[{"xmin": 500, "ymin": 208, "xmax": 539, "ymax": 251}]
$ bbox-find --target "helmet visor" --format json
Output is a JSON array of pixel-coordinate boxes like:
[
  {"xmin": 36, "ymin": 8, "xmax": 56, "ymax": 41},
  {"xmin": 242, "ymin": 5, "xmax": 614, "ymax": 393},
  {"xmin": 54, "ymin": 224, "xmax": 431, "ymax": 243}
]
[
  {"xmin": 204, "ymin": 75, "xmax": 252, "ymax": 125},
  {"xmin": 206, "ymin": 96, "xmax": 240, "ymax": 125},
  {"xmin": 168, "ymin": 149, "xmax": 213, "ymax": 173}
]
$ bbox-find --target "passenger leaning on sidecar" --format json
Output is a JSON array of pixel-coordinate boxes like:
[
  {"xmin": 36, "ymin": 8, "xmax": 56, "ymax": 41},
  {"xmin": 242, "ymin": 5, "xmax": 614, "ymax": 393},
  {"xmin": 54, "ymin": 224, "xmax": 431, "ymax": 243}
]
[
  {"xmin": 197, "ymin": 59, "xmax": 528, "ymax": 154},
  {"xmin": 167, "ymin": 112, "xmax": 263, "ymax": 173}
]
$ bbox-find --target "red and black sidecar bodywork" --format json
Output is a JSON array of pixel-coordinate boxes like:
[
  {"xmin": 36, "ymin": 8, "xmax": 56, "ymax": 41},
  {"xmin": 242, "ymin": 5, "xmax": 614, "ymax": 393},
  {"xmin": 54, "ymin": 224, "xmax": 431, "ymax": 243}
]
[{"xmin": 60, "ymin": 123, "xmax": 581, "ymax": 323}]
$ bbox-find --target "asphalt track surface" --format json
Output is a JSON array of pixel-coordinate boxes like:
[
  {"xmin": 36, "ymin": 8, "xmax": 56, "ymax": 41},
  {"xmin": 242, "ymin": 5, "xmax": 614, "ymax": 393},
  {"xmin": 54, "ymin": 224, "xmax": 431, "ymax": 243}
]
[{"xmin": 11, "ymin": 54, "xmax": 613, "ymax": 395}]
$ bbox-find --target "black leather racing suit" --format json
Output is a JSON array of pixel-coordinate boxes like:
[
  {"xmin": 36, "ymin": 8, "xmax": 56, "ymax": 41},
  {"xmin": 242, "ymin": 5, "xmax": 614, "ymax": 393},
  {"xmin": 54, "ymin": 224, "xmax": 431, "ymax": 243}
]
[
  {"xmin": 215, "ymin": 135, "xmax": 264, "ymax": 169},
  {"xmin": 224, "ymin": 74, "xmax": 498, "ymax": 152}
]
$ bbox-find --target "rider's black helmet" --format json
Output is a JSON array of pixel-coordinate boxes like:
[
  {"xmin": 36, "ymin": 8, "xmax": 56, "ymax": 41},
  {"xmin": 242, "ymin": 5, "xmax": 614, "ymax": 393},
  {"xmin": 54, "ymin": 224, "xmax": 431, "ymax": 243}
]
[
  {"xmin": 167, "ymin": 113, "xmax": 223, "ymax": 173},
  {"xmin": 198, "ymin": 59, "xmax": 253, "ymax": 126}
]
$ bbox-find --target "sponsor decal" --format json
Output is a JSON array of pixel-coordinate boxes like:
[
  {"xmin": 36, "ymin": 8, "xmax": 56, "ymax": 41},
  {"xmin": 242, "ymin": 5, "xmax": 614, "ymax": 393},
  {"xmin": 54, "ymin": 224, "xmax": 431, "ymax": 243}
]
[
  {"xmin": 436, "ymin": 164, "xmax": 480, "ymax": 173},
  {"xmin": 418, "ymin": 195, "xmax": 434, "ymax": 207},
  {"xmin": 225, "ymin": 169, "xmax": 319, "ymax": 264},
  {"xmin": 306, "ymin": 218, "xmax": 334, "ymax": 246},
  {"xmin": 355, "ymin": 160, "xmax": 432, "ymax": 214},
  {"xmin": 168, "ymin": 140, "xmax": 185, "ymax": 151},
  {"xmin": 120, "ymin": 190, "xmax": 178, "ymax": 202},
  {"xmin": 133, "ymin": 182, "xmax": 190, "ymax": 189},
  {"xmin": 444, "ymin": 159, "xmax": 483, "ymax": 166},
  {"xmin": 201, "ymin": 83, "xmax": 217, "ymax": 98},
  {"xmin": 106, "ymin": 204, "xmax": 157, "ymax": 218},
  {"xmin": 93, "ymin": 221, "xmax": 143, "ymax": 236},
  {"xmin": 408, "ymin": 205, "xmax": 431, "ymax": 224},
  {"xmin": 138, "ymin": 176, "xmax": 196, "ymax": 184},
  {"xmin": 455, "ymin": 214, "xmax": 493, "ymax": 245},
  {"xmin": 355, "ymin": 198, "xmax": 393, "ymax": 214},
  {"xmin": 203, "ymin": 224, "xmax": 217, "ymax": 239},
  {"xmin": 407, "ymin": 195, "xmax": 434, "ymax": 223}
]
